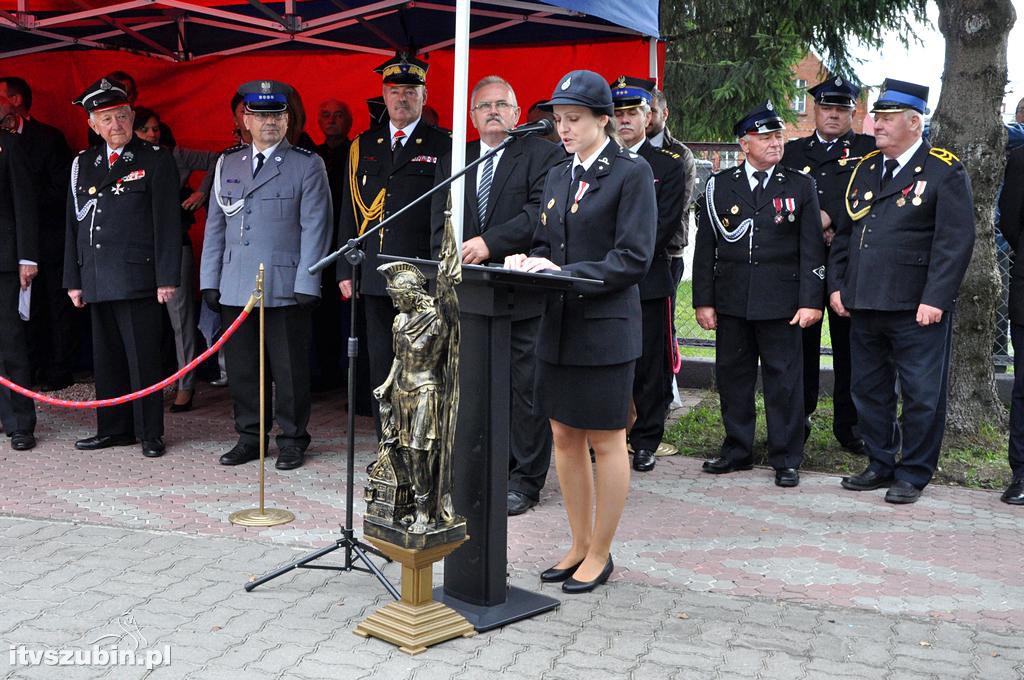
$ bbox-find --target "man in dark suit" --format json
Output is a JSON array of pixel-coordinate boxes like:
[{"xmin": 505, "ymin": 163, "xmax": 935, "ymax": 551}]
[
  {"xmin": 829, "ymin": 79, "xmax": 975, "ymax": 504},
  {"xmin": 429, "ymin": 75, "xmax": 563, "ymax": 514},
  {"xmin": 996, "ymin": 146, "xmax": 1024, "ymax": 504},
  {"xmin": 337, "ymin": 54, "xmax": 452, "ymax": 434},
  {"xmin": 782, "ymin": 77, "xmax": 876, "ymax": 452},
  {"xmin": 311, "ymin": 98, "xmax": 353, "ymax": 393},
  {"xmin": 0, "ymin": 77, "xmax": 76, "ymax": 392},
  {"xmin": 610, "ymin": 76, "xmax": 686, "ymax": 473},
  {"xmin": 693, "ymin": 101, "xmax": 826, "ymax": 488},
  {"xmin": 65, "ymin": 78, "xmax": 181, "ymax": 458},
  {"xmin": 0, "ymin": 110, "xmax": 39, "ymax": 451},
  {"xmin": 201, "ymin": 80, "xmax": 332, "ymax": 470}
]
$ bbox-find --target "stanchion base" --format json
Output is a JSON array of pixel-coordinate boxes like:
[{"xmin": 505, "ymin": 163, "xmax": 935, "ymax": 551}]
[{"xmin": 229, "ymin": 508, "xmax": 295, "ymax": 527}]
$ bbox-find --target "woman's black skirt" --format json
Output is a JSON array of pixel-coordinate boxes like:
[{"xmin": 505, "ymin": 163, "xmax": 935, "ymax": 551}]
[{"xmin": 535, "ymin": 358, "xmax": 635, "ymax": 430}]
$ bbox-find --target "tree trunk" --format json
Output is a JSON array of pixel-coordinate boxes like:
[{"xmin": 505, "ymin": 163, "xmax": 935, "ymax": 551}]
[{"xmin": 931, "ymin": 0, "xmax": 1016, "ymax": 435}]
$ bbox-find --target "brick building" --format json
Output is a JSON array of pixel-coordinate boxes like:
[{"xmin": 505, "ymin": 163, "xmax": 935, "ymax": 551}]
[{"xmin": 789, "ymin": 52, "xmax": 870, "ymax": 138}]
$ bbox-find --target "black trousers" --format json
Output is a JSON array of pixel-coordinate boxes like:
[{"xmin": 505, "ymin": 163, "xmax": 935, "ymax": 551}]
[
  {"xmin": 0, "ymin": 272, "xmax": 36, "ymax": 434},
  {"xmin": 221, "ymin": 304, "xmax": 313, "ymax": 450},
  {"xmin": 715, "ymin": 314, "xmax": 804, "ymax": 469},
  {"xmin": 1009, "ymin": 323, "xmax": 1024, "ymax": 478},
  {"xmin": 630, "ymin": 297, "xmax": 673, "ymax": 451},
  {"xmin": 802, "ymin": 305, "xmax": 858, "ymax": 437},
  {"xmin": 507, "ymin": 315, "xmax": 553, "ymax": 501},
  {"xmin": 27, "ymin": 259, "xmax": 77, "ymax": 385},
  {"xmin": 311, "ymin": 270, "xmax": 345, "ymax": 391},
  {"xmin": 849, "ymin": 309, "xmax": 953, "ymax": 488},
  {"xmin": 363, "ymin": 294, "xmax": 397, "ymax": 437},
  {"xmin": 91, "ymin": 298, "xmax": 163, "ymax": 440}
]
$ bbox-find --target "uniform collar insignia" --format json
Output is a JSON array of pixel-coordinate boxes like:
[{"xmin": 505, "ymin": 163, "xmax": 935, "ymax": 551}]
[{"xmin": 598, "ymin": 156, "xmax": 609, "ymax": 165}]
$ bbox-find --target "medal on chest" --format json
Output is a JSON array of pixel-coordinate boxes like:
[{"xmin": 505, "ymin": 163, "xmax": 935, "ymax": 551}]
[
  {"xmin": 773, "ymin": 197, "xmax": 784, "ymax": 224},
  {"xmin": 896, "ymin": 184, "xmax": 912, "ymax": 207},
  {"xmin": 912, "ymin": 180, "xmax": 927, "ymax": 206},
  {"xmin": 571, "ymin": 180, "xmax": 589, "ymax": 214}
]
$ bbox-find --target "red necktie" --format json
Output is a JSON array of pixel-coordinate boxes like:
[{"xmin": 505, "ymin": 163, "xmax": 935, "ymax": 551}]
[
  {"xmin": 109, "ymin": 151, "xmax": 120, "ymax": 167},
  {"xmin": 391, "ymin": 129, "xmax": 406, "ymax": 150}
]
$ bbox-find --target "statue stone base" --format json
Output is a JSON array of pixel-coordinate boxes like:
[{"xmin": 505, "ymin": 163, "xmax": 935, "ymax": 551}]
[{"xmin": 354, "ymin": 536, "xmax": 476, "ymax": 655}]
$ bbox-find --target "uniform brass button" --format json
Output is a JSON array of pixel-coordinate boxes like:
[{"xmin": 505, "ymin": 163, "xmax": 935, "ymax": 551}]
[
  {"xmin": 244, "ymin": 240, "xmax": 250, "ymax": 246},
  {"xmin": 755, "ymin": 228, "xmax": 760, "ymax": 233},
  {"xmin": 95, "ymin": 226, "xmax": 101, "ymax": 231},
  {"xmin": 245, "ymin": 225, "xmax": 251, "ymax": 230},
  {"xmin": 864, "ymin": 244, "xmax": 869, "ymax": 248},
  {"xmin": 867, "ymin": 229, "xmax": 872, "ymax": 233},
  {"xmin": 753, "ymin": 261, "xmax": 759, "ymax": 265},
  {"xmin": 97, "ymin": 209, "xmax": 102, "ymax": 213},
  {"xmin": 95, "ymin": 244, "xmax": 101, "ymax": 249},
  {"xmin": 754, "ymin": 245, "xmax": 759, "ymax": 249}
]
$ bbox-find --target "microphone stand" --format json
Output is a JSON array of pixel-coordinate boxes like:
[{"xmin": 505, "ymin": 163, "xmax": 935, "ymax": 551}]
[{"xmin": 246, "ymin": 128, "xmax": 533, "ymax": 598}]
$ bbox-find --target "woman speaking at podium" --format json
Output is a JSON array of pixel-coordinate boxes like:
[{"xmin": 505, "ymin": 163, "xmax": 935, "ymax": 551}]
[{"xmin": 505, "ymin": 70, "xmax": 656, "ymax": 593}]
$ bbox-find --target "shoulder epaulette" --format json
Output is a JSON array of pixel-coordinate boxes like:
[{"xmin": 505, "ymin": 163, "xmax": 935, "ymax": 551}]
[
  {"xmin": 223, "ymin": 144, "xmax": 246, "ymax": 155},
  {"xmin": 292, "ymin": 146, "xmax": 314, "ymax": 156},
  {"xmin": 929, "ymin": 147, "xmax": 959, "ymax": 165},
  {"xmin": 786, "ymin": 165, "xmax": 810, "ymax": 176},
  {"xmin": 657, "ymin": 147, "xmax": 681, "ymax": 160}
]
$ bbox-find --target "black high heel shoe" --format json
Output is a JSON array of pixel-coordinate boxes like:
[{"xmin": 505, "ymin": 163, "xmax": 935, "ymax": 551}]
[
  {"xmin": 540, "ymin": 559, "xmax": 584, "ymax": 583},
  {"xmin": 562, "ymin": 556, "xmax": 613, "ymax": 594},
  {"xmin": 169, "ymin": 391, "xmax": 194, "ymax": 413}
]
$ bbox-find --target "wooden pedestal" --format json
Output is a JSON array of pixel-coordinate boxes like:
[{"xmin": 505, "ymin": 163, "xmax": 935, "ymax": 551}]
[{"xmin": 354, "ymin": 536, "xmax": 476, "ymax": 655}]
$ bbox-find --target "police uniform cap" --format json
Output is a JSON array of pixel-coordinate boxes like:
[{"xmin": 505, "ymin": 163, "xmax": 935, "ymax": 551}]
[
  {"xmin": 375, "ymin": 53, "xmax": 429, "ymax": 86},
  {"xmin": 609, "ymin": 75, "xmax": 656, "ymax": 110},
  {"xmin": 72, "ymin": 77, "xmax": 130, "ymax": 114},
  {"xmin": 733, "ymin": 100, "xmax": 785, "ymax": 138},
  {"xmin": 540, "ymin": 70, "xmax": 614, "ymax": 116},
  {"xmin": 872, "ymin": 78, "xmax": 929, "ymax": 114},
  {"xmin": 808, "ymin": 76, "xmax": 860, "ymax": 109},
  {"xmin": 238, "ymin": 80, "xmax": 290, "ymax": 113}
]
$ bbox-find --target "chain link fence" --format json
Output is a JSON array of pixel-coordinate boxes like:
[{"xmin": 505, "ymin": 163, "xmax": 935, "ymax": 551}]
[{"xmin": 675, "ymin": 143, "xmax": 1013, "ymax": 367}]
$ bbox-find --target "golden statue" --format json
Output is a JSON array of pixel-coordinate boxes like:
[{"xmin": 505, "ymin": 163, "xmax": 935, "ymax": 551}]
[{"xmin": 364, "ymin": 210, "xmax": 464, "ymax": 548}]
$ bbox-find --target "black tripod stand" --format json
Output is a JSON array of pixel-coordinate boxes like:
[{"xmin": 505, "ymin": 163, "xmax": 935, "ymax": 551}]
[
  {"xmin": 245, "ymin": 121, "xmax": 548, "ymax": 598},
  {"xmin": 245, "ymin": 246, "xmax": 399, "ymax": 599}
]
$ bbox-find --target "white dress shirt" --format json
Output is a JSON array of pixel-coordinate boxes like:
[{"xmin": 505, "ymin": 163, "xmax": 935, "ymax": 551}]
[{"xmin": 744, "ymin": 161, "xmax": 776, "ymax": 192}]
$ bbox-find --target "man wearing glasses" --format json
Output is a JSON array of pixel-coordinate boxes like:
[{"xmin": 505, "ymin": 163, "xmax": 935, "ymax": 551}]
[
  {"xmin": 429, "ymin": 75, "xmax": 563, "ymax": 514},
  {"xmin": 200, "ymin": 80, "xmax": 331, "ymax": 470},
  {"xmin": 65, "ymin": 77, "xmax": 181, "ymax": 458}
]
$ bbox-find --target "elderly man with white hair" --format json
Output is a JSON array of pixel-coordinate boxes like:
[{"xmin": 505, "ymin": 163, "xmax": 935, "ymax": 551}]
[
  {"xmin": 64, "ymin": 77, "xmax": 181, "ymax": 458},
  {"xmin": 828, "ymin": 78, "xmax": 975, "ymax": 504}
]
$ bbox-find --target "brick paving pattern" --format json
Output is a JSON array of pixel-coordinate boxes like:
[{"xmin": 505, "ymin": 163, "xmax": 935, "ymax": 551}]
[{"xmin": 1, "ymin": 385, "xmax": 1022, "ymax": 679}]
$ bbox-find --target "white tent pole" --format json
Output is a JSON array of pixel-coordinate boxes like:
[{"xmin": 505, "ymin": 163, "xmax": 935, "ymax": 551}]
[{"xmin": 449, "ymin": 0, "xmax": 471, "ymax": 246}]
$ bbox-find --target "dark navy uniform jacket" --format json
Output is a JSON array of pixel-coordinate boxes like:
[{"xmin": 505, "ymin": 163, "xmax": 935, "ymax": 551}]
[
  {"xmin": 636, "ymin": 140, "xmax": 686, "ymax": 300},
  {"xmin": 63, "ymin": 137, "xmax": 181, "ymax": 302},
  {"xmin": 336, "ymin": 121, "xmax": 451, "ymax": 296},
  {"xmin": 692, "ymin": 163, "xmax": 826, "ymax": 320},
  {"xmin": 827, "ymin": 142, "xmax": 975, "ymax": 312},
  {"xmin": 530, "ymin": 139, "xmax": 656, "ymax": 366},
  {"xmin": 1001, "ymin": 146, "xmax": 1024, "ymax": 324},
  {"xmin": 782, "ymin": 130, "xmax": 876, "ymax": 224},
  {"xmin": 0, "ymin": 131, "xmax": 38, "ymax": 271}
]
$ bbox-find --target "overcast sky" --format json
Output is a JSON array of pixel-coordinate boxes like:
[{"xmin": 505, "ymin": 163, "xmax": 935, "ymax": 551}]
[{"xmin": 848, "ymin": 0, "xmax": 1022, "ymax": 120}]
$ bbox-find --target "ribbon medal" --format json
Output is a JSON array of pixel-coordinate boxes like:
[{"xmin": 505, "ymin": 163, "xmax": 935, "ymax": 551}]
[
  {"xmin": 772, "ymin": 198, "xmax": 785, "ymax": 224},
  {"xmin": 896, "ymin": 184, "xmax": 913, "ymax": 207},
  {"xmin": 912, "ymin": 180, "xmax": 927, "ymax": 206},
  {"xmin": 570, "ymin": 180, "xmax": 589, "ymax": 214},
  {"xmin": 785, "ymin": 197, "xmax": 796, "ymax": 222},
  {"xmin": 838, "ymin": 147, "xmax": 851, "ymax": 167}
]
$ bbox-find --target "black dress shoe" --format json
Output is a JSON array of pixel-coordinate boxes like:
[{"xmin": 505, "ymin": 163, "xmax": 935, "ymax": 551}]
[
  {"xmin": 169, "ymin": 392, "xmax": 194, "ymax": 413},
  {"xmin": 541, "ymin": 559, "xmax": 584, "ymax": 583},
  {"xmin": 562, "ymin": 556, "xmax": 614, "ymax": 594},
  {"xmin": 1001, "ymin": 478, "xmax": 1024, "ymax": 505},
  {"xmin": 702, "ymin": 456, "xmax": 754, "ymax": 474},
  {"xmin": 632, "ymin": 448, "xmax": 656, "ymax": 472},
  {"xmin": 841, "ymin": 466, "xmax": 894, "ymax": 491},
  {"xmin": 141, "ymin": 438, "xmax": 165, "ymax": 458},
  {"xmin": 275, "ymin": 446, "xmax": 305, "ymax": 470},
  {"xmin": 10, "ymin": 431, "xmax": 36, "ymax": 451},
  {"xmin": 775, "ymin": 468, "xmax": 800, "ymax": 487},
  {"xmin": 507, "ymin": 490, "xmax": 537, "ymax": 516},
  {"xmin": 885, "ymin": 480, "xmax": 922, "ymax": 504},
  {"xmin": 839, "ymin": 437, "xmax": 867, "ymax": 456},
  {"xmin": 75, "ymin": 434, "xmax": 137, "ymax": 450},
  {"xmin": 219, "ymin": 442, "xmax": 259, "ymax": 466}
]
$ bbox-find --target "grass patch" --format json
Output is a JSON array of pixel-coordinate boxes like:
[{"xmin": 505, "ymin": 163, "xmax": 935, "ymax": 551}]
[{"xmin": 666, "ymin": 391, "xmax": 1011, "ymax": 490}]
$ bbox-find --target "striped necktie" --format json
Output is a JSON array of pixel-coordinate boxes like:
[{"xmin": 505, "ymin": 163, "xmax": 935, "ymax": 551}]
[{"xmin": 477, "ymin": 153, "xmax": 494, "ymax": 226}]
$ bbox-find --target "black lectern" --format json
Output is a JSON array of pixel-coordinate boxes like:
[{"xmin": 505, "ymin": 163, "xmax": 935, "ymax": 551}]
[{"xmin": 380, "ymin": 256, "xmax": 600, "ymax": 631}]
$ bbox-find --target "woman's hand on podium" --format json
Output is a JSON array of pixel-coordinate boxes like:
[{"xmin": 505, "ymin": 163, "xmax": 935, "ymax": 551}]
[
  {"xmin": 520, "ymin": 257, "xmax": 561, "ymax": 273},
  {"xmin": 504, "ymin": 253, "xmax": 527, "ymax": 270}
]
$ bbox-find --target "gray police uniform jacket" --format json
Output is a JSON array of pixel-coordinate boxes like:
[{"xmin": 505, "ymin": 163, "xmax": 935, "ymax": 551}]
[
  {"xmin": 200, "ymin": 139, "xmax": 332, "ymax": 307},
  {"xmin": 827, "ymin": 143, "xmax": 975, "ymax": 312}
]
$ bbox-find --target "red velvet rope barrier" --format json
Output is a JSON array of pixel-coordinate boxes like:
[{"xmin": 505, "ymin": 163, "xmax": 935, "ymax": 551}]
[{"xmin": 0, "ymin": 293, "xmax": 258, "ymax": 409}]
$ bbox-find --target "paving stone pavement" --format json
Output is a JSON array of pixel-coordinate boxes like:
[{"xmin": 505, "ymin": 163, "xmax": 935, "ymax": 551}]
[{"xmin": 1, "ymin": 385, "xmax": 1022, "ymax": 679}]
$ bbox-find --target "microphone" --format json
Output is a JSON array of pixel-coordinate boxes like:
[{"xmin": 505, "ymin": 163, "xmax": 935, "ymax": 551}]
[{"xmin": 505, "ymin": 118, "xmax": 555, "ymax": 138}]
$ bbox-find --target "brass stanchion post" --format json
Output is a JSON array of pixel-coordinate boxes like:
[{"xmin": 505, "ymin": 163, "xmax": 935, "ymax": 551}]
[{"xmin": 230, "ymin": 264, "xmax": 295, "ymax": 527}]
